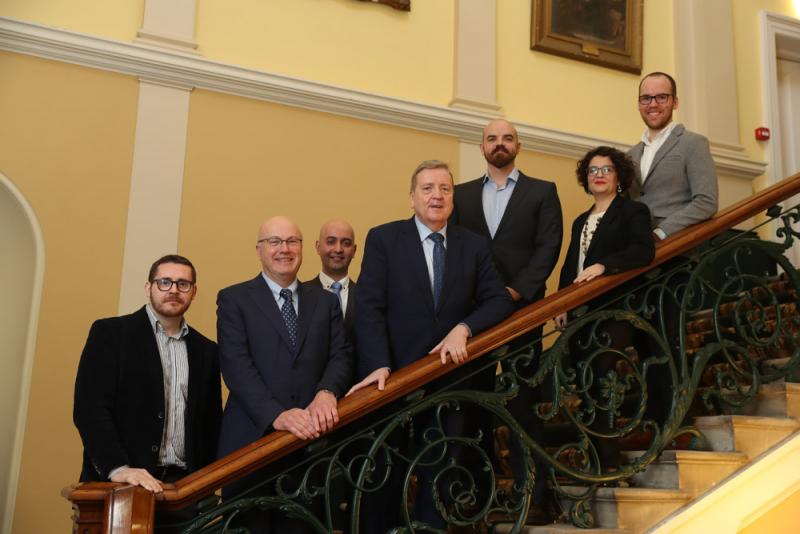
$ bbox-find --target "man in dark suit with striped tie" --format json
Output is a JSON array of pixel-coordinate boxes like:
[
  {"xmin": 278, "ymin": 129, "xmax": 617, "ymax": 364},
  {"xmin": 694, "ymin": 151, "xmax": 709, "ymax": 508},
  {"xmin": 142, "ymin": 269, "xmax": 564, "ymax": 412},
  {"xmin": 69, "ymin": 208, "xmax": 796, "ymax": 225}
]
[{"xmin": 216, "ymin": 216, "xmax": 353, "ymax": 533}]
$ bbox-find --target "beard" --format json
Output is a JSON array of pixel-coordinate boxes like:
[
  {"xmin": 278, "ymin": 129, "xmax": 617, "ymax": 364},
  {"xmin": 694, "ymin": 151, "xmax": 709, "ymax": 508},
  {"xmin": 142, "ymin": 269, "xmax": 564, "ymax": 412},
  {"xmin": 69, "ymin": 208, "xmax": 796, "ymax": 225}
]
[
  {"xmin": 487, "ymin": 148, "xmax": 516, "ymax": 169},
  {"xmin": 150, "ymin": 293, "xmax": 191, "ymax": 318}
]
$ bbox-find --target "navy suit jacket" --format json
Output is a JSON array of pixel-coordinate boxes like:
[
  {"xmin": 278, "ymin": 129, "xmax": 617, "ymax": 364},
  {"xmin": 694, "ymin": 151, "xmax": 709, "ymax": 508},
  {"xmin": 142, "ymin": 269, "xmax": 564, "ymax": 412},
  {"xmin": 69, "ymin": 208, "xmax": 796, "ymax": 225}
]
[
  {"xmin": 216, "ymin": 275, "xmax": 353, "ymax": 458},
  {"xmin": 302, "ymin": 275, "xmax": 357, "ymax": 344},
  {"xmin": 74, "ymin": 306, "xmax": 221, "ymax": 481},
  {"xmin": 355, "ymin": 217, "xmax": 514, "ymax": 378},
  {"xmin": 451, "ymin": 172, "xmax": 563, "ymax": 307}
]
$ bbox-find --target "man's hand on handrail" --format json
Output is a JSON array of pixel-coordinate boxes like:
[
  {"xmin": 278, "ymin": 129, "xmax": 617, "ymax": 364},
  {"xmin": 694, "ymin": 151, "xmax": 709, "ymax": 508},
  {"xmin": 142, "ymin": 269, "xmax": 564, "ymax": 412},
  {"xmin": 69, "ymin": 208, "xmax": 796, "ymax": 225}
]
[
  {"xmin": 109, "ymin": 466, "xmax": 164, "ymax": 493},
  {"xmin": 347, "ymin": 367, "xmax": 390, "ymax": 396}
]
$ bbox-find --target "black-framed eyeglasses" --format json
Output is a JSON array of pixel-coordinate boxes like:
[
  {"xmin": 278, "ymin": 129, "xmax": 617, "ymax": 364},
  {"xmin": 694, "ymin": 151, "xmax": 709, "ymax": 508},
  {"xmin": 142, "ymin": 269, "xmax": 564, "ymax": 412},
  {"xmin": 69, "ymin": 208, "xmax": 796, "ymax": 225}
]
[
  {"xmin": 257, "ymin": 237, "xmax": 303, "ymax": 248},
  {"xmin": 588, "ymin": 165, "xmax": 615, "ymax": 176},
  {"xmin": 152, "ymin": 278, "xmax": 194, "ymax": 292},
  {"xmin": 638, "ymin": 93, "xmax": 672, "ymax": 105}
]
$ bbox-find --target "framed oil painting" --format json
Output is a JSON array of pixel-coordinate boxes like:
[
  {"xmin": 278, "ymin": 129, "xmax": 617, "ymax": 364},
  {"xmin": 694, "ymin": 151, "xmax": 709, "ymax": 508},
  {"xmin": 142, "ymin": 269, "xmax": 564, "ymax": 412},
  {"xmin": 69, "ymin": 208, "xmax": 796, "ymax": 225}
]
[{"xmin": 531, "ymin": 0, "xmax": 643, "ymax": 74}]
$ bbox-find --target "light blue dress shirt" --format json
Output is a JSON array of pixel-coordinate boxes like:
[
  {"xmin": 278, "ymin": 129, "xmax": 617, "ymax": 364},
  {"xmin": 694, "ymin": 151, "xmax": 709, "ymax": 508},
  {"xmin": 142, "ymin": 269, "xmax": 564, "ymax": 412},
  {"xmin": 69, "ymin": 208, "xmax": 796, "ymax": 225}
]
[
  {"xmin": 261, "ymin": 273, "xmax": 299, "ymax": 314},
  {"xmin": 482, "ymin": 168, "xmax": 519, "ymax": 238}
]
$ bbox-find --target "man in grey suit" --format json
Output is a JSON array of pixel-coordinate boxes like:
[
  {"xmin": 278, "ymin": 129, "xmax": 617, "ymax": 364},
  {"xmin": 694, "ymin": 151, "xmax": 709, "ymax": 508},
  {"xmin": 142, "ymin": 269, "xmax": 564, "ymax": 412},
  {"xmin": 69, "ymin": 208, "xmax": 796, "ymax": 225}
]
[{"xmin": 627, "ymin": 72, "xmax": 718, "ymax": 239}]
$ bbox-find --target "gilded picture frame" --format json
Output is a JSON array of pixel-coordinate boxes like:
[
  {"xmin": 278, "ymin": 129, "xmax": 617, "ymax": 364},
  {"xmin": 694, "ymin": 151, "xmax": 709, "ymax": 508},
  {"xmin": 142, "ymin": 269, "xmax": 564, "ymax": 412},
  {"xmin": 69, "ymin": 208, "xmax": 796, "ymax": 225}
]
[{"xmin": 531, "ymin": 0, "xmax": 643, "ymax": 74}]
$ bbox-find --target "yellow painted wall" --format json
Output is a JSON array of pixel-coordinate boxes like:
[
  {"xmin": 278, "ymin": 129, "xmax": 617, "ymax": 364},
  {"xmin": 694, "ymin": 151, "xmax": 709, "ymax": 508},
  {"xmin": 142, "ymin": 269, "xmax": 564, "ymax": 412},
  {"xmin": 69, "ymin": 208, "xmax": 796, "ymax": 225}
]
[
  {"xmin": 0, "ymin": 51, "xmax": 138, "ymax": 533},
  {"xmin": 195, "ymin": 0, "xmax": 455, "ymax": 107},
  {"xmin": 497, "ymin": 0, "xmax": 675, "ymax": 143},
  {"xmin": 739, "ymin": 486, "xmax": 800, "ymax": 533},
  {"xmin": 731, "ymin": 0, "xmax": 798, "ymax": 165},
  {"xmin": 0, "ymin": 0, "xmax": 143, "ymax": 42}
]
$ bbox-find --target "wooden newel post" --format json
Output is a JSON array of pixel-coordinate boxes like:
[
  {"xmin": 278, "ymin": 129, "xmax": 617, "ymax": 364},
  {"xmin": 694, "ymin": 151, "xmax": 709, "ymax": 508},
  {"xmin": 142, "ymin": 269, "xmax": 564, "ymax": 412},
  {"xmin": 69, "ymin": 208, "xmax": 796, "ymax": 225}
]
[{"xmin": 65, "ymin": 483, "xmax": 155, "ymax": 534}]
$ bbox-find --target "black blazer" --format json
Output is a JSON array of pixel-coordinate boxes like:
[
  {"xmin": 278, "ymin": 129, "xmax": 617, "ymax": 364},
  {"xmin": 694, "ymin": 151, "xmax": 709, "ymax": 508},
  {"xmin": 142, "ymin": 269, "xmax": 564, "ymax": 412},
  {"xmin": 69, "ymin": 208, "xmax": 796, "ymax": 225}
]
[
  {"xmin": 73, "ymin": 306, "xmax": 221, "ymax": 481},
  {"xmin": 302, "ymin": 275, "xmax": 356, "ymax": 344},
  {"xmin": 451, "ymin": 172, "xmax": 563, "ymax": 306},
  {"xmin": 355, "ymin": 217, "xmax": 514, "ymax": 378},
  {"xmin": 559, "ymin": 195, "xmax": 655, "ymax": 290},
  {"xmin": 216, "ymin": 276, "xmax": 353, "ymax": 458}
]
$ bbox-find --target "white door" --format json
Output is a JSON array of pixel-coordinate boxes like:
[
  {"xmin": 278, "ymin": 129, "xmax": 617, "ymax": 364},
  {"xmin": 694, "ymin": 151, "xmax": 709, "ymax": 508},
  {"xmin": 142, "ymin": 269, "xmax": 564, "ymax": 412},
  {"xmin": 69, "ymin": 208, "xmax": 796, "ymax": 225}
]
[{"xmin": 777, "ymin": 59, "xmax": 800, "ymax": 265}]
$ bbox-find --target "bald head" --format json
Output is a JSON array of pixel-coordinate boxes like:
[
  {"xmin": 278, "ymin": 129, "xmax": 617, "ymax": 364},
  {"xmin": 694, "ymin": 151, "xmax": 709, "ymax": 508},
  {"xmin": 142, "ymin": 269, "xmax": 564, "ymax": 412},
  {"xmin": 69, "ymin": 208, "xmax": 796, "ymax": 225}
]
[
  {"xmin": 481, "ymin": 119, "xmax": 520, "ymax": 171},
  {"xmin": 256, "ymin": 216, "xmax": 303, "ymax": 286},
  {"xmin": 316, "ymin": 219, "xmax": 357, "ymax": 280}
]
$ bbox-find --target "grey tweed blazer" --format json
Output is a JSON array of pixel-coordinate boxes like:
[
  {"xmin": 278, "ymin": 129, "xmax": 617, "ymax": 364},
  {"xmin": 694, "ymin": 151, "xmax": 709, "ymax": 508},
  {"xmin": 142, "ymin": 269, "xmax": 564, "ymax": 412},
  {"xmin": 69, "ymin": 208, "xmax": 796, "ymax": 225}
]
[{"xmin": 627, "ymin": 124, "xmax": 718, "ymax": 237}]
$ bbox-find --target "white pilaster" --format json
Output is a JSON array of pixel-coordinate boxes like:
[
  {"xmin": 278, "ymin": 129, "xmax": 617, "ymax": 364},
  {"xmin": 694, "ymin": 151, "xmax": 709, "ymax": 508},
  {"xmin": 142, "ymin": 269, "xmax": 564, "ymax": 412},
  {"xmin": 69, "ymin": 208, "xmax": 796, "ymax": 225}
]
[
  {"xmin": 457, "ymin": 140, "xmax": 486, "ymax": 184},
  {"xmin": 673, "ymin": 0, "xmax": 742, "ymax": 151},
  {"xmin": 450, "ymin": 0, "xmax": 502, "ymax": 114},
  {"xmin": 118, "ymin": 80, "xmax": 192, "ymax": 313},
  {"xmin": 136, "ymin": 0, "xmax": 198, "ymax": 51}
]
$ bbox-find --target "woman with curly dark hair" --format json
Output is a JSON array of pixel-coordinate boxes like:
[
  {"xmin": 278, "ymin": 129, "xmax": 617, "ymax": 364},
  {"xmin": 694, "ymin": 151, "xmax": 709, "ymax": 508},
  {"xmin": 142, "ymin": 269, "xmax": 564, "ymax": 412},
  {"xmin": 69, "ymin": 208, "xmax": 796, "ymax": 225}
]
[{"xmin": 554, "ymin": 145, "xmax": 655, "ymax": 470}]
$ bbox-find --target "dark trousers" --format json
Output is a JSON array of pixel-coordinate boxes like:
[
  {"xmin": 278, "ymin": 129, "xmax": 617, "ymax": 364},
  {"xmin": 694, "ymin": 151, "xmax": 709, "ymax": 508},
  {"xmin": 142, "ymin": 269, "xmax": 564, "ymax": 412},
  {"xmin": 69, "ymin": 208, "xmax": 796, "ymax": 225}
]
[{"xmin": 359, "ymin": 407, "xmax": 466, "ymax": 532}]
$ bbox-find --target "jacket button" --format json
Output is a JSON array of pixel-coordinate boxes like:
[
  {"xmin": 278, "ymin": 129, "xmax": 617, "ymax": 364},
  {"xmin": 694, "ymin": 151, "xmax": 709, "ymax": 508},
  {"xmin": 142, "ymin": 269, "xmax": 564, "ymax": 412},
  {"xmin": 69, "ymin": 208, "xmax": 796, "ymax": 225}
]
[
  {"xmin": 157, "ymin": 412, "xmax": 164, "ymax": 419},
  {"xmin": 151, "ymin": 445, "xmax": 159, "ymax": 452}
]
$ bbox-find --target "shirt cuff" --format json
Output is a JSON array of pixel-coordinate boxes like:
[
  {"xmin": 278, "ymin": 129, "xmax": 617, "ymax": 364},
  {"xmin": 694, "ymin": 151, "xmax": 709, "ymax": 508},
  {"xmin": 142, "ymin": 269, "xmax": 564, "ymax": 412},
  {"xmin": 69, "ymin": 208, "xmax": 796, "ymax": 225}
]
[
  {"xmin": 108, "ymin": 465, "xmax": 129, "ymax": 480},
  {"xmin": 654, "ymin": 228, "xmax": 667, "ymax": 240}
]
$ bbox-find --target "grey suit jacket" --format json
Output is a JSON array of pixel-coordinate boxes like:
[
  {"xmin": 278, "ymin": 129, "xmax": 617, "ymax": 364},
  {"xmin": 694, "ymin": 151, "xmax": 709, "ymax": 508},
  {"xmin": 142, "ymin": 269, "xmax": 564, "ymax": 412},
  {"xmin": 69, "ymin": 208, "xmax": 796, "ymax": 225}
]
[{"xmin": 627, "ymin": 124, "xmax": 718, "ymax": 237}]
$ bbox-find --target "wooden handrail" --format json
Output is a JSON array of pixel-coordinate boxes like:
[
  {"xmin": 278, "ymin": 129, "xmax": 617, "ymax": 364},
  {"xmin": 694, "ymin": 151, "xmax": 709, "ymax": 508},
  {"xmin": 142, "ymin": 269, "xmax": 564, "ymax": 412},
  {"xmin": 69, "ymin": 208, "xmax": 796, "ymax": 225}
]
[{"xmin": 67, "ymin": 172, "xmax": 800, "ymax": 520}]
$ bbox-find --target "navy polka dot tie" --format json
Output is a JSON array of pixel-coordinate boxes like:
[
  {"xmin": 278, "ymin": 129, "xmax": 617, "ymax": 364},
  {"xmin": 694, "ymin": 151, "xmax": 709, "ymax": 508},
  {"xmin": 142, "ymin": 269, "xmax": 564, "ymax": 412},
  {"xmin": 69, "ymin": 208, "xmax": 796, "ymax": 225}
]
[{"xmin": 279, "ymin": 288, "xmax": 297, "ymax": 347}]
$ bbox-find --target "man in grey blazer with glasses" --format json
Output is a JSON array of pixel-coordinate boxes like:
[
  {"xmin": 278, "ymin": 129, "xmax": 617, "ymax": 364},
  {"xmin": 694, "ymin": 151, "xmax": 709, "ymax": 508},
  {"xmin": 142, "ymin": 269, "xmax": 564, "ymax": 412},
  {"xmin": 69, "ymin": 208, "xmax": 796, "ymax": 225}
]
[{"xmin": 627, "ymin": 71, "xmax": 718, "ymax": 239}]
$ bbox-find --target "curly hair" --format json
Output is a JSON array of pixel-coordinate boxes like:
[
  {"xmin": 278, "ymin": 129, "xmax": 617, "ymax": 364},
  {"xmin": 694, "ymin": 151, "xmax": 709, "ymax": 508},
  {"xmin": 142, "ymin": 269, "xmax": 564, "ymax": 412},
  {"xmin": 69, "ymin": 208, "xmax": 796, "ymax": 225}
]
[{"xmin": 576, "ymin": 146, "xmax": 636, "ymax": 193}]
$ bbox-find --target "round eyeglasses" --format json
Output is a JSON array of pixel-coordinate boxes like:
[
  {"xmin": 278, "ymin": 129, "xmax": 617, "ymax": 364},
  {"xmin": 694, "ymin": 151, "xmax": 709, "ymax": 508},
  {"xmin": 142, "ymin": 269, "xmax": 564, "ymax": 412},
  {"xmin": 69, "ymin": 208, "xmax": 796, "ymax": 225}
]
[{"xmin": 588, "ymin": 165, "xmax": 615, "ymax": 176}]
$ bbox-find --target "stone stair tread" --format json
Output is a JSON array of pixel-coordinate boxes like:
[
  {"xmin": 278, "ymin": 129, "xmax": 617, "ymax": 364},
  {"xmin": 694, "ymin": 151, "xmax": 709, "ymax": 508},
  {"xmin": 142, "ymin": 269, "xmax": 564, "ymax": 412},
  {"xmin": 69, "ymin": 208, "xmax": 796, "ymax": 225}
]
[
  {"xmin": 493, "ymin": 524, "xmax": 627, "ymax": 533},
  {"xmin": 694, "ymin": 414, "xmax": 800, "ymax": 428},
  {"xmin": 560, "ymin": 486, "xmax": 690, "ymax": 501},
  {"xmin": 621, "ymin": 449, "xmax": 748, "ymax": 464}
]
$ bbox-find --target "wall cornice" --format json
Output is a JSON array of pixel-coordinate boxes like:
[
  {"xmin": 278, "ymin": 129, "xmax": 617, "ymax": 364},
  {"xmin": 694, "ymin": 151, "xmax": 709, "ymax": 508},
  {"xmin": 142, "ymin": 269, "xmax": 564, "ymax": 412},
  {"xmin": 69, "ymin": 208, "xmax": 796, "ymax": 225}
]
[{"xmin": 0, "ymin": 17, "xmax": 766, "ymax": 178}]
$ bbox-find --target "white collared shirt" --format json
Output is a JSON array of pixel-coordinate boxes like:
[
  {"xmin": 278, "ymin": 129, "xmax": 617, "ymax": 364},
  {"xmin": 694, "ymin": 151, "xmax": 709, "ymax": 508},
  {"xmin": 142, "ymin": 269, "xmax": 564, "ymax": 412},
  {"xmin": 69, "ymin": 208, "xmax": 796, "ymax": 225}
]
[
  {"xmin": 413, "ymin": 216, "xmax": 447, "ymax": 290},
  {"xmin": 318, "ymin": 271, "xmax": 350, "ymax": 317},
  {"xmin": 261, "ymin": 273, "xmax": 299, "ymax": 315},
  {"xmin": 639, "ymin": 121, "xmax": 678, "ymax": 182}
]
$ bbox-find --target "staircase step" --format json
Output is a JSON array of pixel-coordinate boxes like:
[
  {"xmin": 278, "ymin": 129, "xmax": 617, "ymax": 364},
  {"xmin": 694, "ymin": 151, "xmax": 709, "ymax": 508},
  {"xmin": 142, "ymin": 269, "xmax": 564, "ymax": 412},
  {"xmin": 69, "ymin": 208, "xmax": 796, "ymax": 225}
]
[
  {"xmin": 493, "ymin": 524, "xmax": 626, "ymax": 533},
  {"xmin": 694, "ymin": 415, "xmax": 800, "ymax": 458},
  {"xmin": 740, "ymin": 381, "xmax": 800, "ymax": 419},
  {"xmin": 559, "ymin": 487, "xmax": 690, "ymax": 532},
  {"xmin": 621, "ymin": 450, "xmax": 747, "ymax": 497}
]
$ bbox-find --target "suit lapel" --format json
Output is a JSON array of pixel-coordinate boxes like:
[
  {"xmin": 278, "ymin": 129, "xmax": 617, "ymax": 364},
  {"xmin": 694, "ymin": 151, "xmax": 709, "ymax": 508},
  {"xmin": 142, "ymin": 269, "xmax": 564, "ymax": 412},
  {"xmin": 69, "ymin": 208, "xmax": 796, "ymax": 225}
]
[
  {"xmin": 645, "ymin": 125, "xmax": 683, "ymax": 182},
  {"xmin": 585, "ymin": 196, "xmax": 622, "ymax": 261},
  {"xmin": 295, "ymin": 284, "xmax": 318, "ymax": 355},
  {"xmin": 402, "ymin": 218, "xmax": 436, "ymax": 312},
  {"xmin": 438, "ymin": 226, "xmax": 463, "ymax": 312},
  {"xmin": 345, "ymin": 279, "xmax": 356, "ymax": 319},
  {"xmin": 246, "ymin": 275, "xmax": 294, "ymax": 349},
  {"xmin": 495, "ymin": 174, "xmax": 529, "ymax": 237},
  {"xmin": 132, "ymin": 307, "xmax": 166, "ymax": 405},
  {"xmin": 465, "ymin": 179, "xmax": 491, "ymax": 237}
]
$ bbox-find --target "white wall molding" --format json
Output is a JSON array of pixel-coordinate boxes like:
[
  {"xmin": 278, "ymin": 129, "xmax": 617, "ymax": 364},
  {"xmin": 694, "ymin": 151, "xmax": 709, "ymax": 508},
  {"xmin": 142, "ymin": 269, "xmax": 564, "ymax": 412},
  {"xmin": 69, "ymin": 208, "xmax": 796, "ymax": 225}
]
[
  {"xmin": 0, "ymin": 172, "xmax": 45, "ymax": 534},
  {"xmin": 118, "ymin": 80, "xmax": 193, "ymax": 314},
  {"xmin": 0, "ymin": 16, "xmax": 766, "ymax": 177},
  {"xmin": 649, "ymin": 432, "xmax": 800, "ymax": 533}
]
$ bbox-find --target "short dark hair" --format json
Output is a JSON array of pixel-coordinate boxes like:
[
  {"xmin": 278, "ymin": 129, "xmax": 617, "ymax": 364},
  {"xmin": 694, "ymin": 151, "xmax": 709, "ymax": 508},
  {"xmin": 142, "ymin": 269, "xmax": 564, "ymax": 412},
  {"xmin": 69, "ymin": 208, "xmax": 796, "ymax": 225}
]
[
  {"xmin": 639, "ymin": 71, "xmax": 677, "ymax": 98},
  {"xmin": 410, "ymin": 160, "xmax": 453, "ymax": 192},
  {"xmin": 148, "ymin": 254, "xmax": 197, "ymax": 283},
  {"xmin": 576, "ymin": 146, "xmax": 636, "ymax": 193}
]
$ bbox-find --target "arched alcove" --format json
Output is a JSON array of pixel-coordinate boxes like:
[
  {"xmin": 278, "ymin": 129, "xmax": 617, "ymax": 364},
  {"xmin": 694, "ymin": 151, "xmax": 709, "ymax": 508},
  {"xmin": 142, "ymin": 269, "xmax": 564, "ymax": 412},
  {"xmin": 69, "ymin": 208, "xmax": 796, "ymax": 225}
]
[{"xmin": 0, "ymin": 171, "xmax": 44, "ymax": 534}]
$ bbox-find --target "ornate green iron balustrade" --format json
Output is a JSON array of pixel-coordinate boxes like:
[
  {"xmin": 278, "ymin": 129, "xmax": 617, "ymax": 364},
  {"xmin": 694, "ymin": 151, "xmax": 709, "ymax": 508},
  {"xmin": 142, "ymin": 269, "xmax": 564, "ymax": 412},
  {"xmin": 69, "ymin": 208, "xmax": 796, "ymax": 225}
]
[{"xmin": 173, "ymin": 205, "xmax": 800, "ymax": 533}]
